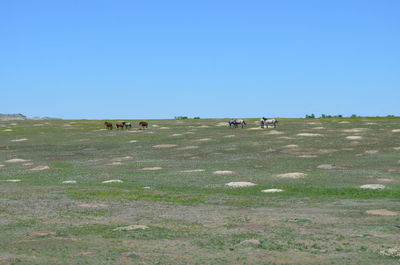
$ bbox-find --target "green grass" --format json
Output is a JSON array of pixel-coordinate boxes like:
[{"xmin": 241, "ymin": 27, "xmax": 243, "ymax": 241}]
[{"xmin": 1, "ymin": 118, "xmax": 400, "ymax": 264}]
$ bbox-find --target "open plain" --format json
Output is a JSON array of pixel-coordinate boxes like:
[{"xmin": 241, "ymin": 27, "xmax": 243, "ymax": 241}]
[{"xmin": 1, "ymin": 118, "xmax": 400, "ymax": 264}]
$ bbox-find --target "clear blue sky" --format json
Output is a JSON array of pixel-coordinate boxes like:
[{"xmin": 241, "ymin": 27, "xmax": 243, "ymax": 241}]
[{"xmin": 1, "ymin": 0, "xmax": 399, "ymax": 119}]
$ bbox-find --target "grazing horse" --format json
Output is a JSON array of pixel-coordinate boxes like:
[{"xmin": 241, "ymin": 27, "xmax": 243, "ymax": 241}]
[
  {"xmin": 104, "ymin": 122, "xmax": 113, "ymax": 130},
  {"xmin": 116, "ymin": 122, "xmax": 125, "ymax": 129},
  {"xmin": 123, "ymin": 122, "xmax": 132, "ymax": 129},
  {"xmin": 229, "ymin": 119, "xmax": 246, "ymax": 128},
  {"xmin": 260, "ymin": 117, "xmax": 278, "ymax": 128},
  {"xmin": 139, "ymin": 121, "xmax": 148, "ymax": 129}
]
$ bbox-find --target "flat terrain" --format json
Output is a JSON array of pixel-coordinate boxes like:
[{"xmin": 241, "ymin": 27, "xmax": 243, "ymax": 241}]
[{"xmin": 1, "ymin": 118, "xmax": 400, "ymax": 264}]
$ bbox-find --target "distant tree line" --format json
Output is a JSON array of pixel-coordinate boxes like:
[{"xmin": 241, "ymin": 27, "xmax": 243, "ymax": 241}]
[
  {"xmin": 305, "ymin": 114, "xmax": 398, "ymax": 119},
  {"xmin": 174, "ymin": 116, "xmax": 201, "ymax": 120}
]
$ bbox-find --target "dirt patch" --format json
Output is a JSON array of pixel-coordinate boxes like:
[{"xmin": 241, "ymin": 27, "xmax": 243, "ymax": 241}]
[
  {"xmin": 376, "ymin": 178, "xmax": 396, "ymax": 183},
  {"xmin": 128, "ymin": 140, "xmax": 137, "ymax": 143},
  {"xmin": 276, "ymin": 172, "xmax": 307, "ymax": 179},
  {"xmin": 153, "ymin": 144, "xmax": 177, "ymax": 148},
  {"xmin": 102, "ymin": 179, "xmax": 123, "ymax": 183},
  {"xmin": 141, "ymin": 167, "xmax": 162, "ymax": 171},
  {"xmin": 264, "ymin": 130, "xmax": 284, "ymax": 135},
  {"xmin": 240, "ymin": 239, "xmax": 260, "ymax": 245},
  {"xmin": 262, "ymin": 189, "xmax": 284, "ymax": 193},
  {"xmin": 225, "ymin": 182, "xmax": 256, "ymax": 187},
  {"xmin": 198, "ymin": 125, "xmax": 209, "ymax": 128},
  {"xmin": 297, "ymin": 155, "xmax": 318, "ymax": 158},
  {"xmin": 380, "ymin": 247, "xmax": 400, "ymax": 257},
  {"xmin": 338, "ymin": 121, "xmax": 350, "ymax": 124},
  {"xmin": 297, "ymin": 133, "xmax": 323, "ymax": 137},
  {"xmin": 113, "ymin": 225, "xmax": 149, "ymax": 231},
  {"xmin": 5, "ymin": 158, "xmax": 30, "ymax": 163},
  {"xmin": 343, "ymin": 128, "xmax": 368, "ymax": 133},
  {"xmin": 214, "ymin": 170, "xmax": 235, "ymax": 175},
  {"xmin": 3, "ymin": 129, "xmax": 13, "ymax": 132},
  {"xmin": 392, "ymin": 129, "xmax": 400, "ymax": 132},
  {"xmin": 171, "ymin": 134, "xmax": 182, "ymax": 137},
  {"xmin": 223, "ymin": 135, "xmax": 235, "ymax": 138},
  {"xmin": 194, "ymin": 138, "xmax": 211, "ymax": 142},
  {"xmin": 180, "ymin": 169, "xmax": 205, "ymax": 173},
  {"xmin": 393, "ymin": 147, "xmax": 400, "ymax": 151},
  {"xmin": 30, "ymin": 165, "xmax": 50, "ymax": 171},
  {"xmin": 364, "ymin": 150, "xmax": 379, "ymax": 155},
  {"xmin": 346, "ymin": 136, "xmax": 363, "ymax": 140},
  {"xmin": 216, "ymin": 122, "xmax": 227, "ymax": 127},
  {"xmin": 107, "ymin": 162, "xmax": 123, "ymax": 166},
  {"xmin": 365, "ymin": 209, "xmax": 400, "ymax": 216},
  {"xmin": 76, "ymin": 251, "xmax": 96, "ymax": 256},
  {"xmin": 312, "ymin": 127, "xmax": 325, "ymax": 130},
  {"xmin": 5, "ymin": 179, "xmax": 21, "ymax": 183},
  {"xmin": 176, "ymin": 146, "xmax": 199, "ymax": 150},
  {"xmin": 30, "ymin": 231, "xmax": 56, "ymax": 237},
  {"xmin": 360, "ymin": 184, "xmax": 385, "ymax": 189}
]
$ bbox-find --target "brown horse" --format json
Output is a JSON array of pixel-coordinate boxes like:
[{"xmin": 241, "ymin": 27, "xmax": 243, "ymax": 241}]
[
  {"xmin": 104, "ymin": 122, "xmax": 113, "ymax": 130},
  {"xmin": 116, "ymin": 122, "xmax": 125, "ymax": 129},
  {"xmin": 139, "ymin": 121, "xmax": 148, "ymax": 129}
]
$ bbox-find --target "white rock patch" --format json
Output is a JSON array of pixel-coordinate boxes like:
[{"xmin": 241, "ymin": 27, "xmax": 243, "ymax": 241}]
[
  {"xmin": 262, "ymin": 189, "xmax": 284, "ymax": 193},
  {"xmin": 141, "ymin": 167, "xmax": 162, "ymax": 171},
  {"xmin": 364, "ymin": 150, "xmax": 379, "ymax": 155},
  {"xmin": 346, "ymin": 136, "xmax": 363, "ymax": 140},
  {"xmin": 30, "ymin": 165, "xmax": 50, "ymax": 171},
  {"xmin": 214, "ymin": 170, "xmax": 235, "ymax": 175},
  {"xmin": 360, "ymin": 184, "xmax": 385, "ymax": 190},
  {"xmin": 153, "ymin": 144, "xmax": 177, "ymax": 148},
  {"xmin": 283, "ymin": 144, "xmax": 298, "ymax": 148},
  {"xmin": 276, "ymin": 172, "xmax": 307, "ymax": 179},
  {"xmin": 180, "ymin": 169, "xmax": 205, "ymax": 173},
  {"xmin": 5, "ymin": 179, "xmax": 21, "ymax": 182},
  {"xmin": 297, "ymin": 133, "xmax": 323, "ymax": 137},
  {"xmin": 392, "ymin": 129, "xmax": 400, "ymax": 132},
  {"xmin": 102, "ymin": 179, "xmax": 123, "ymax": 183},
  {"xmin": 11, "ymin": 138, "xmax": 28, "ymax": 142},
  {"xmin": 225, "ymin": 182, "xmax": 256, "ymax": 188},
  {"xmin": 5, "ymin": 158, "xmax": 30, "ymax": 163},
  {"xmin": 128, "ymin": 140, "xmax": 137, "ymax": 143},
  {"xmin": 113, "ymin": 225, "xmax": 149, "ymax": 231},
  {"xmin": 62, "ymin": 180, "xmax": 77, "ymax": 184}
]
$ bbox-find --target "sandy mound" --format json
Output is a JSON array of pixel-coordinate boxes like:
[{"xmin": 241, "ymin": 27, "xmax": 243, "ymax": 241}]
[
  {"xmin": 279, "ymin": 136, "xmax": 295, "ymax": 139},
  {"xmin": 364, "ymin": 150, "xmax": 379, "ymax": 155},
  {"xmin": 180, "ymin": 169, "xmax": 205, "ymax": 173},
  {"xmin": 198, "ymin": 125, "xmax": 209, "ymax": 128},
  {"xmin": 78, "ymin": 203, "xmax": 108, "ymax": 208},
  {"xmin": 376, "ymin": 178, "xmax": 395, "ymax": 183},
  {"xmin": 112, "ymin": 156, "xmax": 133, "ymax": 161},
  {"xmin": 128, "ymin": 140, "xmax": 137, "ymax": 143},
  {"xmin": 338, "ymin": 121, "xmax": 350, "ymax": 124},
  {"xmin": 30, "ymin": 165, "xmax": 50, "ymax": 171},
  {"xmin": 152, "ymin": 125, "xmax": 160, "ymax": 127},
  {"xmin": 223, "ymin": 135, "xmax": 236, "ymax": 138},
  {"xmin": 360, "ymin": 184, "xmax": 385, "ymax": 189},
  {"xmin": 393, "ymin": 147, "xmax": 400, "ymax": 151},
  {"xmin": 3, "ymin": 129, "xmax": 13, "ymax": 132},
  {"xmin": 141, "ymin": 167, "xmax": 162, "ymax": 171},
  {"xmin": 392, "ymin": 129, "xmax": 400, "ymax": 132},
  {"xmin": 5, "ymin": 179, "xmax": 21, "ymax": 183},
  {"xmin": 216, "ymin": 122, "xmax": 228, "ymax": 127},
  {"xmin": 5, "ymin": 158, "xmax": 30, "ymax": 163},
  {"xmin": 297, "ymin": 155, "xmax": 318, "ymax": 158},
  {"xmin": 225, "ymin": 182, "xmax": 256, "ymax": 187},
  {"xmin": 317, "ymin": 164, "xmax": 340, "ymax": 170},
  {"xmin": 265, "ymin": 130, "xmax": 284, "ymax": 135},
  {"xmin": 176, "ymin": 146, "xmax": 199, "ymax": 150},
  {"xmin": 380, "ymin": 247, "xmax": 400, "ymax": 257},
  {"xmin": 240, "ymin": 239, "xmax": 260, "ymax": 245},
  {"xmin": 62, "ymin": 180, "xmax": 77, "ymax": 184},
  {"xmin": 171, "ymin": 134, "xmax": 182, "ymax": 137},
  {"xmin": 30, "ymin": 231, "xmax": 56, "ymax": 237},
  {"xmin": 113, "ymin": 225, "xmax": 149, "ymax": 231},
  {"xmin": 296, "ymin": 133, "xmax": 323, "ymax": 137},
  {"xmin": 248, "ymin": 127, "xmax": 262, "ymax": 130},
  {"xmin": 11, "ymin": 138, "xmax": 28, "ymax": 142},
  {"xmin": 365, "ymin": 209, "xmax": 399, "ymax": 216},
  {"xmin": 214, "ymin": 170, "xmax": 235, "ymax": 175},
  {"xmin": 102, "ymin": 179, "xmax": 123, "ymax": 183},
  {"xmin": 283, "ymin": 144, "xmax": 298, "ymax": 148},
  {"xmin": 153, "ymin": 144, "xmax": 177, "ymax": 148},
  {"xmin": 262, "ymin": 189, "xmax": 284, "ymax": 193},
  {"xmin": 276, "ymin": 172, "xmax": 307, "ymax": 179},
  {"xmin": 346, "ymin": 136, "xmax": 363, "ymax": 140},
  {"xmin": 107, "ymin": 162, "xmax": 123, "ymax": 166},
  {"xmin": 365, "ymin": 122, "xmax": 377, "ymax": 125},
  {"xmin": 194, "ymin": 138, "xmax": 211, "ymax": 142},
  {"xmin": 159, "ymin": 127, "xmax": 170, "ymax": 129},
  {"xmin": 312, "ymin": 127, "xmax": 325, "ymax": 130}
]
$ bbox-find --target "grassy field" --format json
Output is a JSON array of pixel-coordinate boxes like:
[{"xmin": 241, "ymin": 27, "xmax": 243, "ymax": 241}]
[{"xmin": 1, "ymin": 118, "xmax": 400, "ymax": 264}]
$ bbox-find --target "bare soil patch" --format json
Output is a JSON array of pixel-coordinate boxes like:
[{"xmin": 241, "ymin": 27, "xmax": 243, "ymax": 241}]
[
  {"xmin": 360, "ymin": 184, "xmax": 385, "ymax": 189},
  {"xmin": 346, "ymin": 136, "xmax": 363, "ymax": 140},
  {"xmin": 153, "ymin": 144, "xmax": 177, "ymax": 148},
  {"xmin": 30, "ymin": 165, "xmax": 50, "ymax": 171},
  {"xmin": 5, "ymin": 158, "xmax": 30, "ymax": 163},
  {"xmin": 214, "ymin": 170, "xmax": 235, "ymax": 175},
  {"xmin": 11, "ymin": 138, "xmax": 28, "ymax": 142},
  {"xmin": 102, "ymin": 179, "xmax": 123, "ymax": 183},
  {"xmin": 225, "ymin": 182, "xmax": 256, "ymax": 187},
  {"xmin": 262, "ymin": 189, "xmax": 284, "ymax": 193},
  {"xmin": 113, "ymin": 225, "xmax": 149, "ymax": 231},
  {"xmin": 297, "ymin": 133, "xmax": 323, "ymax": 137},
  {"xmin": 365, "ymin": 209, "xmax": 399, "ymax": 216},
  {"xmin": 317, "ymin": 164, "xmax": 341, "ymax": 170},
  {"xmin": 176, "ymin": 146, "xmax": 199, "ymax": 150},
  {"xmin": 141, "ymin": 167, "xmax": 162, "ymax": 171},
  {"xmin": 276, "ymin": 172, "xmax": 307, "ymax": 179},
  {"xmin": 180, "ymin": 169, "xmax": 205, "ymax": 173},
  {"xmin": 78, "ymin": 202, "xmax": 108, "ymax": 208}
]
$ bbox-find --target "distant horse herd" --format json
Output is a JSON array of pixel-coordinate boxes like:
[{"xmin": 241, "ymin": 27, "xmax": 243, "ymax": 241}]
[
  {"xmin": 104, "ymin": 118, "xmax": 277, "ymax": 130},
  {"xmin": 104, "ymin": 121, "xmax": 148, "ymax": 130}
]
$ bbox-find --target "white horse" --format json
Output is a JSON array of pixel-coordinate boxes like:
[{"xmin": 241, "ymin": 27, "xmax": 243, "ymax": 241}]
[
  {"xmin": 229, "ymin": 119, "xmax": 247, "ymax": 128},
  {"xmin": 260, "ymin": 117, "xmax": 278, "ymax": 128}
]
